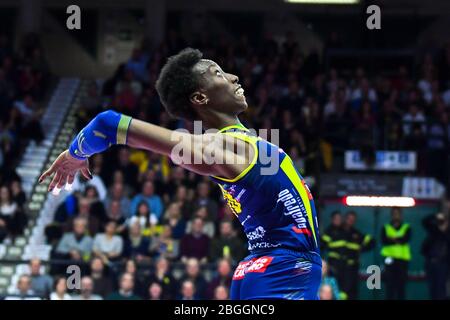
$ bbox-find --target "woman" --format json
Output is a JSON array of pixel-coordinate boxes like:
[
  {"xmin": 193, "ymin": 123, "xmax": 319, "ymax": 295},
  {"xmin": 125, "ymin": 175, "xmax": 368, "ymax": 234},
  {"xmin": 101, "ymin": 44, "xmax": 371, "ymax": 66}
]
[
  {"xmin": 0, "ymin": 185, "xmax": 24, "ymax": 241},
  {"xmin": 92, "ymin": 220, "xmax": 124, "ymax": 264},
  {"xmin": 50, "ymin": 277, "xmax": 72, "ymax": 300},
  {"xmin": 127, "ymin": 201, "xmax": 162, "ymax": 237}
]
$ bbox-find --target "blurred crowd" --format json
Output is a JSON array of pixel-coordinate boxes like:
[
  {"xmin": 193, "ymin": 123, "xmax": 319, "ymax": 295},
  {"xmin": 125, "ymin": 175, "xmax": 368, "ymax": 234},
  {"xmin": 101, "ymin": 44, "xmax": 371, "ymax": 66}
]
[
  {"xmin": 319, "ymin": 208, "xmax": 449, "ymax": 300},
  {"xmin": 1, "ymin": 29, "xmax": 450, "ymax": 300},
  {"xmin": 0, "ymin": 33, "xmax": 50, "ymax": 244}
]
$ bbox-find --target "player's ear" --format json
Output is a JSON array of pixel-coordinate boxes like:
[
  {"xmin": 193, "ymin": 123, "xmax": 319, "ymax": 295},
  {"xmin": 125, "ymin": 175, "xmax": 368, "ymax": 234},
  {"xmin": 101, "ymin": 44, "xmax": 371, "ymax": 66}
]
[{"xmin": 190, "ymin": 91, "xmax": 209, "ymax": 106}]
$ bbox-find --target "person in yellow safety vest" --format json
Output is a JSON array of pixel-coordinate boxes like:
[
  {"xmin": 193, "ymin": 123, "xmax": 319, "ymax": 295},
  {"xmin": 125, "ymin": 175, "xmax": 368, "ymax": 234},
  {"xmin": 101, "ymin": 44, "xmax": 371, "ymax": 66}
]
[
  {"xmin": 381, "ymin": 207, "xmax": 411, "ymax": 300},
  {"xmin": 321, "ymin": 211, "xmax": 347, "ymax": 295},
  {"xmin": 342, "ymin": 211, "xmax": 375, "ymax": 300}
]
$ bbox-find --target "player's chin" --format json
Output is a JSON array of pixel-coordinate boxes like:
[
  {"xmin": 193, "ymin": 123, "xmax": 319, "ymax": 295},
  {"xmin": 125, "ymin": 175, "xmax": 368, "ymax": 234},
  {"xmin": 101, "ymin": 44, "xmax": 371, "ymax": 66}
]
[{"xmin": 237, "ymin": 99, "xmax": 248, "ymax": 111}]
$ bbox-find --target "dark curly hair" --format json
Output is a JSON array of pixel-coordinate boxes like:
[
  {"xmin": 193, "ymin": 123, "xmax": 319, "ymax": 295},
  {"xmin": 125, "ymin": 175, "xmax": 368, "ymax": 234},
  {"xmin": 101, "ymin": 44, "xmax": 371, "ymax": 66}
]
[{"xmin": 155, "ymin": 48, "xmax": 204, "ymax": 121}]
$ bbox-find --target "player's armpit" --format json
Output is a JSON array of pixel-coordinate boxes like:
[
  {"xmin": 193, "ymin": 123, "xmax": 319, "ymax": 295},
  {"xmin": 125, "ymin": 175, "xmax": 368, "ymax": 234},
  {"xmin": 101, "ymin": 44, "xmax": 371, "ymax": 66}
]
[{"xmin": 165, "ymin": 132, "xmax": 254, "ymax": 179}]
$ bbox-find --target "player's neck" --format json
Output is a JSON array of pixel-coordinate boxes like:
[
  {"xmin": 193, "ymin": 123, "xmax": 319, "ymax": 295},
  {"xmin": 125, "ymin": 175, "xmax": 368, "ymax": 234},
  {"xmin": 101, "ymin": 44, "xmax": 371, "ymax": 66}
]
[{"xmin": 199, "ymin": 111, "xmax": 242, "ymax": 131}]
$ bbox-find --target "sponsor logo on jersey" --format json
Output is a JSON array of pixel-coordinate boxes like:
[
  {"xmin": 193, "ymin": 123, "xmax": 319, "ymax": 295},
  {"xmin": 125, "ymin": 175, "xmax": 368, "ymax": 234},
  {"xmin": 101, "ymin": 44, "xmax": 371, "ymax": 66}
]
[
  {"xmin": 246, "ymin": 226, "xmax": 266, "ymax": 241},
  {"xmin": 277, "ymin": 189, "xmax": 308, "ymax": 230},
  {"xmin": 248, "ymin": 242, "xmax": 282, "ymax": 251},
  {"xmin": 232, "ymin": 256, "xmax": 274, "ymax": 280},
  {"xmin": 219, "ymin": 185, "xmax": 242, "ymax": 215}
]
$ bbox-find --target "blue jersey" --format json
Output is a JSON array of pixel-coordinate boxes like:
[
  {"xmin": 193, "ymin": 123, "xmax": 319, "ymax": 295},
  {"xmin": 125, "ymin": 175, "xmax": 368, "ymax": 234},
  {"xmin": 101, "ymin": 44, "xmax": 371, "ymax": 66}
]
[{"xmin": 210, "ymin": 125, "xmax": 321, "ymax": 260}]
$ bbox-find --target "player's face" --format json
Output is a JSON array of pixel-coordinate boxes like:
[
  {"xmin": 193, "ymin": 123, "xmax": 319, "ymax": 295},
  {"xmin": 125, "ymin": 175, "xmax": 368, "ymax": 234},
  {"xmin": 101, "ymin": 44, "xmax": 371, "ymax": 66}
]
[{"xmin": 192, "ymin": 59, "xmax": 248, "ymax": 115}]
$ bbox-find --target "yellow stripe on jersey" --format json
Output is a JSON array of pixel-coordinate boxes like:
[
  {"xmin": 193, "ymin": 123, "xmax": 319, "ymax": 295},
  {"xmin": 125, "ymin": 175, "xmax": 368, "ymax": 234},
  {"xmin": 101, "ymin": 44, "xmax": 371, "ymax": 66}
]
[
  {"xmin": 280, "ymin": 156, "xmax": 318, "ymax": 247},
  {"xmin": 212, "ymin": 132, "xmax": 259, "ymax": 183},
  {"xmin": 218, "ymin": 124, "xmax": 250, "ymax": 133}
]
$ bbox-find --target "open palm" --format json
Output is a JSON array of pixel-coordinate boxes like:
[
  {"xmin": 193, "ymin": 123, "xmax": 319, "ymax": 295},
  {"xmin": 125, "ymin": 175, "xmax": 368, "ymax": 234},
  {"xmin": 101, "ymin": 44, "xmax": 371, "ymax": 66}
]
[{"xmin": 39, "ymin": 150, "xmax": 92, "ymax": 193}]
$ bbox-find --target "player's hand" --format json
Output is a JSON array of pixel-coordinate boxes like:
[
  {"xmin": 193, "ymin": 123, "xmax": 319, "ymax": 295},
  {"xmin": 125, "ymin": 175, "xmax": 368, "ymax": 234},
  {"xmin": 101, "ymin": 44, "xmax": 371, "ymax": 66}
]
[{"xmin": 38, "ymin": 149, "xmax": 92, "ymax": 195}]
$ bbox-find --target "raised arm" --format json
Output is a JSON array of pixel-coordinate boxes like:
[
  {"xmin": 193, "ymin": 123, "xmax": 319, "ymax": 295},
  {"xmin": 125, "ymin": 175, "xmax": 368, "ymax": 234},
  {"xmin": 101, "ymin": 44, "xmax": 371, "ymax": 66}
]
[{"xmin": 39, "ymin": 110, "xmax": 253, "ymax": 193}]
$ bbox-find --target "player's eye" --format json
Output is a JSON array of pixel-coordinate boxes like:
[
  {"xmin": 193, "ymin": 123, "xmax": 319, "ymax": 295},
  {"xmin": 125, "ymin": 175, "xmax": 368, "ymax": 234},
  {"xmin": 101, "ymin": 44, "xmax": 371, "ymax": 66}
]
[{"xmin": 215, "ymin": 70, "xmax": 222, "ymax": 76}]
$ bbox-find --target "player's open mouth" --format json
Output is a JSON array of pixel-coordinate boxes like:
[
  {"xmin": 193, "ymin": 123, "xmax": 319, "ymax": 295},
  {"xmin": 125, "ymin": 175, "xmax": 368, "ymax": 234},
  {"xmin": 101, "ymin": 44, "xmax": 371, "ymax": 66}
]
[{"xmin": 235, "ymin": 86, "xmax": 245, "ymax": 97}]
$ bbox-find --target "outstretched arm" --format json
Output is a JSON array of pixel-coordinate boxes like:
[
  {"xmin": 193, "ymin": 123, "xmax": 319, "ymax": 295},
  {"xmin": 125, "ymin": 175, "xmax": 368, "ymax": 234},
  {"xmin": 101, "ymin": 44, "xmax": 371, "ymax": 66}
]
[{"xmin": 39, "ymin": 110, "xmax": 253, "ymax": 193}]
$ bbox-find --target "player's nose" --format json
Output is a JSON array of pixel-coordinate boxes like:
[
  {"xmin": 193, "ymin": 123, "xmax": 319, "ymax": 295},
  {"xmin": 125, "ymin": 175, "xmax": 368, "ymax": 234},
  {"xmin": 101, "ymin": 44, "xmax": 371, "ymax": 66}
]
[{"xmin": 227, "ymin": 73, "xmax": 239, "ymax": 84}]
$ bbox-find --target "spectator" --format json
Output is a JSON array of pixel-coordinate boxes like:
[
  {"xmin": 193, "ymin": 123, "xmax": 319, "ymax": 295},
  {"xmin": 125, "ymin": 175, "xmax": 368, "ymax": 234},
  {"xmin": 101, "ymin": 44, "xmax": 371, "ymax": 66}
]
[
  {"xmin": 206, "ymin": 258, "xmax": 233, "ymax": 299},
  {"xmin": 50, "ymin": 277, "xmax": 72, "ymax": 300},
  {"xmin": 107, "ymin": 273, "xmax": 141, "ymax": 300},
  {"xmin": 381, "ymin": 207, "xmax": 411, "ymax": 300},
  {"xmin": 319, "ymin": 284, "xmax": 335, "ymax": 300},
  {"xmin": 121, "ymin": 259, "xmax": 147, "ymax": 298},
  {"xmin": 148, "ymin": 282, "xmax": 163, "ymax": 300},
  {"xmin": 130, "ymin": 180, "xmax": 164, "ymax": 220},
  {"xmin": 89, "ymin": 257, "xmax": 113, "ymax": 298},
  {"xmin": 179, "ymin": 258, "xmax": 207, "ymax": 299},
  {"xmin": 29, "ymin": 258, "xmax": 53, "ymax": 299},
  {"xmin": 402, "ymin": 104, "xmax": 426, "ymax": 135},
  {"xmin": 13, "ymin": 94, "xmax": 44, "ymax": 143},
  {"xmin": 4, "ymin": 275, "xmax": 41, "ymax": 300},
  {"xmin": 52, "ymin": 193, "xmax": 79, "ymax": 226},
  {"xmin": 173, "ymin": 185, "xmax": 194, "ymax": 221},
  {"xmin": 54, "ymin": 217, "xmax": 93, "ymax": 263},
  {"xmin": 180, "ymin": 217, "xmax": 210, "ymax": 263},
  {"xmin": 105, "ymin": 199, "xmax": 127, "ymax": 236},
  {"xmin": 72, "ymin": 276, "xmax": 103, "ymax": 300},
  {"xmin": 109, "ymin": 170, "xmax": 134, "ymax": 197},
  {"xmin": 150, "ymin": 225, "xmax": 179, "ymax": 260},
  {"xmin": 127, "ymin": 201, "xmax": 161, "ymax": 236},
  {"xmin": 213, "ymin": 285, "xmax": 229, "ymax": 300},
  {"xmin": 185, "ymin": 206, "xmax": 215, "ymax": 238},
  {"xmin": 64, "ymin": 197, "xmax": 101, "ymax": 236},
  {"xmin": 193, "ymin": 182, "xmax": 218, "ymax": 220},
  {"xmin": 10, "ymin": 179, "xmax": 26, "ymax": 208},
  {"xmin": 421, "ymin": 212, "xmax": 450, "ymax": 300},
  {"xmin": 114, "ymin": 147, "xmax": 139, "ymax": 190},
  {"xmin": 146, "ymin": 257, "xmax": 177, "ymax": 299},
  {"xmin": 72, "ymin": 174, "xmax": 108, "ymax": 203},
  {"xmin": 321, "ymin": 259, "xmax": 341, "ymax": 300},
  {"xmin": 92, "ymin": 220, "xmax": 123, "ymax": 264},
  {"xmin": 179, "ymin": 280, "xmax": 196, "ymax": 300},
  {"xmin": 105, "ymin": 182, "xmax": 131, "ymax": 219},
  {"xmin": 0, "ymin": 185, "xmax": 25, "ymax": 241},
  {"xmin": 162, "ymin": 202, "xmax": 186, "ymax": 239},
  {"xmin": 84, "ymin": 185, "xmax": 108, "ymax": 221},
  {"xmin": 210, "ymin": 221, "xmax": 246, "ymax": 264},
  {"xmin": 122, "ymin": 221, "xmax": 151, "ymax": 261}
]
